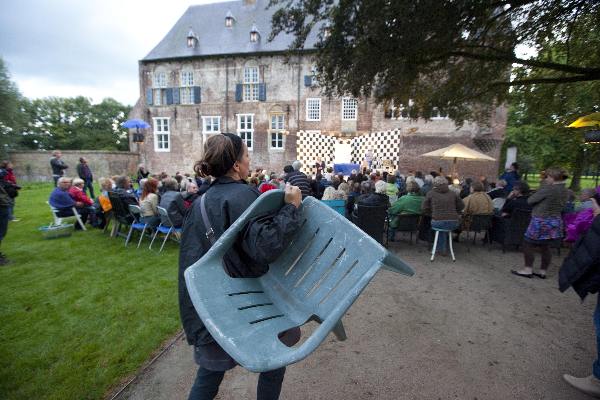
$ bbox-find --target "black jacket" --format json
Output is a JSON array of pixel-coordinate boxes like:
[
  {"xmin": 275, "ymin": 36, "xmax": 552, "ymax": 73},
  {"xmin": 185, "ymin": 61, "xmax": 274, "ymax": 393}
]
[
  {"xmin": 559, "ymin": 215, "xmax": 600, "ymax": 300},
  {"xmin": 159, "ymin": 190, "xmax": 186, "ymax": 227},
  {"xmin": 178, "ymin": 176, "xmax": 301, "ymax": 346},
  {"xmin": 50, "ymin": 157, "xmax": 68, "ymax": 176}
]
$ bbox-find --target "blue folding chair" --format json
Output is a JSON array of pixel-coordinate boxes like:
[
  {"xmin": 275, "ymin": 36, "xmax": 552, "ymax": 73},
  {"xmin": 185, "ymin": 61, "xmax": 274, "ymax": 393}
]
[
  {"xmin": 184, "ymin": 189, "xmax": 414, "ymax": 373},
  {"xmin": 125, "ymin": 205, "xmax": 152, "ymax": 248},
  {"xmin": 149, "ymin": 206, "xmax": 182, "ymax": 252},
  {"xmin": 321, "ymin": 199, "xmax": 346, "ymax": 216}
]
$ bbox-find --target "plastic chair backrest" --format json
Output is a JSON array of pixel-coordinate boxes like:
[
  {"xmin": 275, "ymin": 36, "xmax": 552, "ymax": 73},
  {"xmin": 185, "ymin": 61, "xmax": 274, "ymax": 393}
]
[
  {"xmin": 128, "ymin": 204, "xmax": 142, "ymax": 223},
  {"xmin": 505, "ymin": 208, "xmax": 532, "ymax": 245},
  {"xmin": 468, "ymin": 214, "xmax": 493, "ymax": 232},
  {"xmin": 354, "ymin": 203, "xmax": 388, "ymax": 244},
  {"xmin": 184, "ymin": 190, "xmax": 414, "ymax": 373},
  {"xmin": 321, "ymin": 199, "xmax": 346, "ymax": 215},
  {"xmin": 108, "ymin": 192, "xmax": 131, "ymax": 225},
  {"xmin": 392, "ymin": 213, "xmax": 421, "ymax": 232}
]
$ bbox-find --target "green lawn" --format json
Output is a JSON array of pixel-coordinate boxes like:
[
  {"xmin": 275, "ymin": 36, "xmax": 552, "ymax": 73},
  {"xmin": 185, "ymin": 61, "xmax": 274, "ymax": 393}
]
[
  {"xmin": 0, "ymin": 183, "xmax": 180, "ymax": 400},
  {"xmin": 525, "ymin": 175, "xmax": 599, "ymax": 190}
]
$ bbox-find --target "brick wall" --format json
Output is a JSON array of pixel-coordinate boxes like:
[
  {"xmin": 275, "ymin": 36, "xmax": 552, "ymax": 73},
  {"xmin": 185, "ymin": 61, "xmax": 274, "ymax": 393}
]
[{"xmin": 8, "ymin": 150, "xmax": 140, "ymax": 182}]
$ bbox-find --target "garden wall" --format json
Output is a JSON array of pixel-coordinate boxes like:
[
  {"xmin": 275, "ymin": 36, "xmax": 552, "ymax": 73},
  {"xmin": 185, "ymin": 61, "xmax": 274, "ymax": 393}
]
[{"xmin": 8, "ymin": 150, "xmax": 140, "ymax": 182}]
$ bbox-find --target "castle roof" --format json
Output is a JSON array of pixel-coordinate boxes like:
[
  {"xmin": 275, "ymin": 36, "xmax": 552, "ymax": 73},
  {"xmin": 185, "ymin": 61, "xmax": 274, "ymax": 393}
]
[{"xmin": 143, "ymin": 0, "xmax": 320, "ymax": 62}]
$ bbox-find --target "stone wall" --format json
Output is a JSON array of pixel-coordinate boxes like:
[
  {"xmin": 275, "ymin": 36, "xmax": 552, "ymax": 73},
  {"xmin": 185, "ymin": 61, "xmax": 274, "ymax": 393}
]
[{"xmin": 8, "ymin": 150, "xmax": 140, "ymax": 182}]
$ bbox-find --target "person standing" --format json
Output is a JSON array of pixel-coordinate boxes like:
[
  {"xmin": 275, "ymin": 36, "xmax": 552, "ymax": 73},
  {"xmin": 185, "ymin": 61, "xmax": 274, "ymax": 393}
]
[
  {"xmin": 0, "ymin": 182, "xmax": 11, "ymax": 265},
  {"xmin": 0, "ymin": 161, "xmax": 20, "ymax": 221},
  {"xmin": 511, "ymin": 167, "xmax": 569, "ymax": 279},
  {"xmin": 179, "ymin": 133, "xmax": 302, "ymax": 400},
  {"xmin": 560, "ymin": 197, "xmax": 600, "ymax": 398},
  {"xmin": 50, "ymin": 150, "xmax": 68, "ymax": 187},
  {"xmin": 500, "ymin": 162, "xmax": 521, "ymax": 193},
  {"xmin": 76, "ymin": 157, "xmax": 95, "ymax": 199}
]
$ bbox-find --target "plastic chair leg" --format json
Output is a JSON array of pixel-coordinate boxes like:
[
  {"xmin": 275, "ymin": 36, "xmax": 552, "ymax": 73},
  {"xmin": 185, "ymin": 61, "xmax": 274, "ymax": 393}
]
[
  {"xmin": 448, "ymin": 232, "xmax": 456, "ymax": 262},
  {"xmin": 332, "ymin": 319, "xmax": 347, "ymax": 341},
  {"xmin": 125, "ymin": 225, "xmax": 134, "ymax": 246},
  {"xmin": 149, "ymin": 230, "xmax": 159, "ymax": 250},
  {"xmin": 158, "ymin": 231, "xmax": 171, "ymax": 253},
  {"xmin": 72, "ymin": 208, "xmax": 86, "ymax": 231},
  {"xmin": 431, "ymin": 231, "xmax": 439, "ymax": 261},
  {"xmin": 137, "ymin": 227, "xmax": 147, "ymax": 249}
]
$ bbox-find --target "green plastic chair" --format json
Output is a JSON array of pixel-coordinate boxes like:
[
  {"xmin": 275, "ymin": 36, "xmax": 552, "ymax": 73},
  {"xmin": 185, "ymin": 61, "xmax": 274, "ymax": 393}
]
[{"xmin": 184, "ymin": 190, "xmax": 414, "ymax": 373}]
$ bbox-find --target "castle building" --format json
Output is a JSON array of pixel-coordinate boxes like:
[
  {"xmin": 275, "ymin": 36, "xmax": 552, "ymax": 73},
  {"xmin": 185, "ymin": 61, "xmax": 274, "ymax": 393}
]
[{"xmin": 130, "ymin": 0, "xmax": 506, "ymax": 177}]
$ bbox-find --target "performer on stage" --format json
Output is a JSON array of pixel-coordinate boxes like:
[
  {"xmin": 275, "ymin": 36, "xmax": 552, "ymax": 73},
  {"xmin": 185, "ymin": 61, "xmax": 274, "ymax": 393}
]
[{"xmin": 365, "ymin": 148, "xmax": 374, "ymax": 169}]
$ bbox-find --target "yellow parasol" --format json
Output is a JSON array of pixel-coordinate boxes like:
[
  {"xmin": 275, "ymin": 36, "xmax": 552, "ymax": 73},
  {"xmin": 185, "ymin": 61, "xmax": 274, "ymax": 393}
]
[
  {"xmin": 421, "ymin": 143, "xmax": 496, "ymax": 175},
  {"xmin": 567, "ymin": 112, "xmax": 600, "ymax": 128}
]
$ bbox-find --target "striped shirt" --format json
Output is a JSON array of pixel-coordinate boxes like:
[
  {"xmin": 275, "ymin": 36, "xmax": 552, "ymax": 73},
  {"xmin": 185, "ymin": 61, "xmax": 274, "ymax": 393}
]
[{"xmin": 285, "ymin": 171, "xmax": 312, "ymax": 198}]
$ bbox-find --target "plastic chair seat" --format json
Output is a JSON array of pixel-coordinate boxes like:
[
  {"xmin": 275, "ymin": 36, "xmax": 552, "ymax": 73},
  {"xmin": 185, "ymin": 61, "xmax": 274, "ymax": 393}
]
[
  {"xmin": 321, "ymin": 199, "xmax": 346, "ymax": 215},
  {"xmin": 185, "ymin": 190, "xmax": 414, "ymax": 373}
]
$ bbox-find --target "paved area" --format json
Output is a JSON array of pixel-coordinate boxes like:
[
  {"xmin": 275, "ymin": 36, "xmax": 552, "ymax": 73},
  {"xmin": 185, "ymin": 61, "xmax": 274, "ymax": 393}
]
[{"xmin": 116, "ymin": 239, "xmax": 595, "ymax": 400}]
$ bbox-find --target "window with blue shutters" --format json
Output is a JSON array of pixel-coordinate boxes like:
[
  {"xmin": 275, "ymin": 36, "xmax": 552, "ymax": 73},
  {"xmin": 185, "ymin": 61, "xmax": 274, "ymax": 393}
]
[
  {"xmin": 152, "ymin": 71, "xmax": 168, "ymax": 106},
  {"xmin": 258, "ymin": 83, "xmax": 266, "ymax": 102},
  {"xmin": 166, "ymin": 88, "xmax": 174, "ymax": 105},
  {"xmin": 172, "ymin": 88, "xmax": 180, "ymax": 105},
  {"xmin": 235, "ymin": 84, "xmax": 243, "ymax": 102},
  {"xmin": 146, "ymin": 88, "xmax": 153, "ymax": 105},
  {"xmin": 193, "ymin": 87, "xmax": 201, "ymax": 104},
  {"xmin": 304, "ymin": 75, "xmax": 313, "ymax": 87}
]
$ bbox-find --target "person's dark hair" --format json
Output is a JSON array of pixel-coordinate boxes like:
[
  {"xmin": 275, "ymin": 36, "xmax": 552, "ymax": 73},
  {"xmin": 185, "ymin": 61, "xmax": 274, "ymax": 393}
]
[
  {"xmin": 79, "ymin": 157, "xmax": 85, "ymax": 163},
  {"xmin": 327, "ymin": 167, "xmax": 333, "ymax": 173},
  {"xmin": 352, "ymin": 182, "xmax": 360, "ymax": 193},
  {"xmin": 0, "ymin": 160, "xmax": 8, "ymax": 169},
  {"xmin": 315, "ymin": 173, "xmax": 322, "ymax": 181},
  {"xmin": 471, "ymin": 181, "xmax": 484, "ymax": 192},
  {"xmin": 513, "ymin": 181, "xmax": 530, "ymax": 195},
  {"xmin": 114, "ymin": 175, "xmax": 130, "ymax": 189},
  {"xmin": 430, "ymin": 171, "xmax": 439, "ymax": 178},
  {"xmin": 194, "ymin": 133, "xmax": 244, "ymax": 178},
  {"xmin": 387, "ymin": 175, "xmax": 396, "ymax": 184},
  {"xmin": 415, "ymin": 171, "xmax": 423, "ymax": 179},
  {"xmin": 283, "ymin": 165, "xmax": 293, "ymax": 174},
  {"xmin": 332, "ymin": 176, "xmax": 341, "ymax": 189},
  {"xmin": 174, "ymin": 175, "xmax": 183, "ymax": 185},
  {"xmin": 512, "ymin": 162, "xmax": 519, "ymax": 170}
]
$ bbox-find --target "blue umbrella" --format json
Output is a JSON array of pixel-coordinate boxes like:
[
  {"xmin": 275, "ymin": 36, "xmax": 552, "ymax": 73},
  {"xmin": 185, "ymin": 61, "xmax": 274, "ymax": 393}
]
[
  {"xmin": 121, "ymin": 119, "xmax": 151, "ymax": 143},
  {"xmin": 121, "ymin": 119, "xmax": 151, "ymax": 130}
]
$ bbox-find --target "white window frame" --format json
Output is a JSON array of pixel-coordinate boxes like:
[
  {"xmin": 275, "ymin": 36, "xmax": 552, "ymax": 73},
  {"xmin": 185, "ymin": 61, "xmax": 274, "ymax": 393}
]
[
  {"xmin": 202, "ymin": 116, "xmax": 221, "ymax": 134},
  {"xmin": 306, "ymin": 98, "xmax": 321, "ymax": 121},
  {"xmin": 269, "ymin": 114, "xmax": 285, "ymax": 150},
  {"xmin": 180, "ymin": 70, "xmax": 195, "ymax": 105},
  {"xmin": 243, "ymin": 66, "xmax": 259, "ymax": 102},
  {"xmin": 153, "ymin": 72, "xmax": 167, "ymax": 88},
  {"xmin": 236, "ymin": 113, "xmax": 254, "ymax": 150},
  {"xmin": 341, "ymin": 98, "xmax": 358, "ymax": 121},
  {"xmin": 180, "ymin": 70, "xmax": 194, "ymax": 87},
  {"xmin": 153, "ymin": 117, "xmax": 170, "ymax": 152}
]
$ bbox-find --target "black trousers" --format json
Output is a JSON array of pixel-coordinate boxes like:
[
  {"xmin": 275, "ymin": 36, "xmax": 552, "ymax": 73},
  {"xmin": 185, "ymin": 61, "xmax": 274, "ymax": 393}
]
[{"xmin": 188, "ymin": 366, "xmax": 286, "ymax": 400}]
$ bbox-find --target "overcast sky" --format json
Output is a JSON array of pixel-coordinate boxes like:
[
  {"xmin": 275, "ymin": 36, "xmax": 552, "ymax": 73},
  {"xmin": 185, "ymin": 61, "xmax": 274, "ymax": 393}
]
[{"xmin": 0, "ymin": 0, "xmax": 222, "ymax": 106}]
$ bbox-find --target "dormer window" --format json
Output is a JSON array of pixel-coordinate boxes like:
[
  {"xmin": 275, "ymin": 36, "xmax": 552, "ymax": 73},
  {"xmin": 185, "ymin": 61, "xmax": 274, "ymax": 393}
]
[
  {"xmin": 187, "ymin": 28, "xmax": 198, "ymax": 48},
  {"xmin": 225, "ymin": 10, "xmax": 235, "ymax": 28},
  {"xmin": 250, "ymin": 23, "xmax": 260, "ymax": 43}
]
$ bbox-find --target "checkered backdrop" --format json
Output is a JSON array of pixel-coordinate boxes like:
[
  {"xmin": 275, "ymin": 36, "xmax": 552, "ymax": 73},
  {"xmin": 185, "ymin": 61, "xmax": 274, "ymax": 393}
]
[{"xmin": 296, "ymin": 129, "xmax": 402, "ymax": 174}]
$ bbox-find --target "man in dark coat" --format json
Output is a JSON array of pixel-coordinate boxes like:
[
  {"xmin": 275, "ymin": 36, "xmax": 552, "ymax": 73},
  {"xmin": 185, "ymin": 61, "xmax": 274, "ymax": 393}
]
[
  {"xmin": 284, "ymin": 160, "xmax": 312, "ymax": 198},
  {"xmin": 560, "ymin": 198, "xmax": 600, "ymax": 398},
  {"xmin": 159, "ymin": 178, "xmax": 186, "ymax": 228},
  {"xmin": 50, "ymin": 150, "xmax": 68, "ymax": 187},
  {"xmin": 76, "ymin": 157, "xmax": 94, "ymax": 199}
]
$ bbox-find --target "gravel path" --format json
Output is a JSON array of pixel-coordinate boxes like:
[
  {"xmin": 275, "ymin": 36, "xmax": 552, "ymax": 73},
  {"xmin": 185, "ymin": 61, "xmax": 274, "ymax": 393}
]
[{"xmin": 115, "ymin": 240, "xmax": 595, "ymax": 400}]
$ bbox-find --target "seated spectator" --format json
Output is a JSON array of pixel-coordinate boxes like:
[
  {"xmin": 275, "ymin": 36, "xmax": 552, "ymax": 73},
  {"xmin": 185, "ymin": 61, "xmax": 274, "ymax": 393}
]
[
  {"xmin": 321, "ymin": 186, "xmax": 337, "ymax": 200},
  {"xmin": 259, "ymin": 180, "xmax": 279, "ymax": 194},
  {"xmin": 140, "ymin": 178, "xmax": 161, "ymax": 228},
  {"xmin": 386, "ymin": 175, "xmax": 399, "ymax": 203},
  {"xmin": 501, "ymin": 181, "xmax": 532, "ymax": 217},
  {"xmin": 461, "ymin": 181, "xmax": 493, "ymax": 229},
  {"xmin": 388, "ymin": 181, "xmax": 424, "ymax": 240},
  {"xmin": 182, "ymin": 181, "xmax": 200, "ymax": 209},
  {"xmin": 414, "ymin": 171, "xmax": 425, "ymax": 188},
  {"xmin": 94, "ymin": 177, "xmax": 114, "ymax": 228},
  {"xmin": 355, "ymin": 181, "xmax": 390, "ymax": 210},
  {"xmin": 285, "ymin": 161, "xmax": 312, "ymax": 198},
  {"xmin": 460, "ymin": 178, "xmax": 473, "ymax": 199},
  {"xmin": 323, "ymin": 167, "xmax": 334, "ymax": 182},
  {"xmin": 564, "ymin": 187, "xmax": 600, "ymax": 242},
  {"xmin": 337, "ymin": 182, "xmax": 350, "ymax": 200},
  {"xmin": 420, "ymin": 175, "xmax": 433, "ymax": 196},
  {"xmin": 346, "ymin": 182, "xmax": 361, "ymax": 216},
  {"xmin": 113, "ymin": 175, "xmax": 138, "ymax": 206},
  {"xmin": 576, "ymin": 188, "xmax": 597, "ymax": 212},
  {"xmin": 198, "ymin": 176, "xmax": 211, "ymax": 195},
  {"xmin": 159, "ymin": 177, "xmax": 186, "ymax": 228},
  {"xmin": 449, "ymin": 178, "xmax": 462, "ymax": 196},
  {"xmin": 422, "ymin": 176, "xmax": 464, "ymax": 253},
  {"xmin": 332, "ymin": 176, "xmax": 341, "ymax": 190},
  {"xmin": 564, "ymin": 190, "xmax": 576, "ymax": 214},
  {"xmin": 49, "ymin": 177, "xmax": 90, "ymax": 228},
  {"xmin": 487, "ymin": 179, "xmax": 507, "ymax": 199},
  {"xmin": 69, "ymin": 178, "xmax": 98, "ymax": 226}
]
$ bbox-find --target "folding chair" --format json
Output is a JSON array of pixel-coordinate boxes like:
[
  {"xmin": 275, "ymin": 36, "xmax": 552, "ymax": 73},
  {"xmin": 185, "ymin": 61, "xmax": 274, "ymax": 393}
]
[
  {"xmin": 387, "ymin": 213, "xmax": 421, "ymax": 245},
  {"xmin": 321, "ymin": 199, "xmax": 346, "ymax": 216},
  {"xmin": 352, "ymin": 203, "xmax": 388, "ymax": 245},
  {"xmin": 125, "ymin": 205, "xmax": 152, "ymax": 248},
  {"xmin": 149, "ymin": 206, "xmax": 182, "ymax": 252},
  {"xmin": 47, "ymin": 201, "xmax": 86, "ymax": 230},
  {"xmin": 463, "ymin": 214, "xmax": 493, "ymax": 252},
  {"xmin": 184, "ymin": 190, "xmax": 414, "ymax": 373},
  {"xmin": 107, "ymin": 192, "xmax": 133, "ymax": 239}
]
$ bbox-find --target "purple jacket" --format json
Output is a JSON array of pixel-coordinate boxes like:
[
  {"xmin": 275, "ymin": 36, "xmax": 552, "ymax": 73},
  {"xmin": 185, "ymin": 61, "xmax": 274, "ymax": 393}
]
[
  {"xmin": 565, "ymin": 208, "xmax": 595, "ymax": 242},
  {"xmin": 49, "ymin": 188, "xmax": 75, "ymax": 209}
]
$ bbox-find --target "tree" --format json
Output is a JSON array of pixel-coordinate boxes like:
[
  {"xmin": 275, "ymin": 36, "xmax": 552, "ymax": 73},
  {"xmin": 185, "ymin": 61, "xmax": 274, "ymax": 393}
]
[
  {"xmin": 19, "ymin": 97, "xmax": 131, "ymax": 151},
  {"xmin": 268, "ymin": 0, "xmax": 600, "ymax": 125},
  {"xmin": 0, "ymin": 58, "xmax": 25, "ymax": 157},
  {"xmin": 505, "ymin": 13, "xmax": 600, "ymax": 190}
]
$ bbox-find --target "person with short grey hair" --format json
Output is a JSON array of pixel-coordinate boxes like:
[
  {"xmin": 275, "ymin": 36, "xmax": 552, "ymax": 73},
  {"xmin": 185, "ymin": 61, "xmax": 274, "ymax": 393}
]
[
  {"xmin": 577, "ymin": 188, "xmax": 597, "ymax": 212},
  {"xmin": 285, "ymin": 161, "xmax": 312, "ymax": 198}
]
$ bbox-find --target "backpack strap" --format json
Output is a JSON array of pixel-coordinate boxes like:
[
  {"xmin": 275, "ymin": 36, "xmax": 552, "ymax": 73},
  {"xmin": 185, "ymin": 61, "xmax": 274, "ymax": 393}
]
[{"xmin": 200, "ymin": 193, "xmax": 216, "ymax": 246}]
